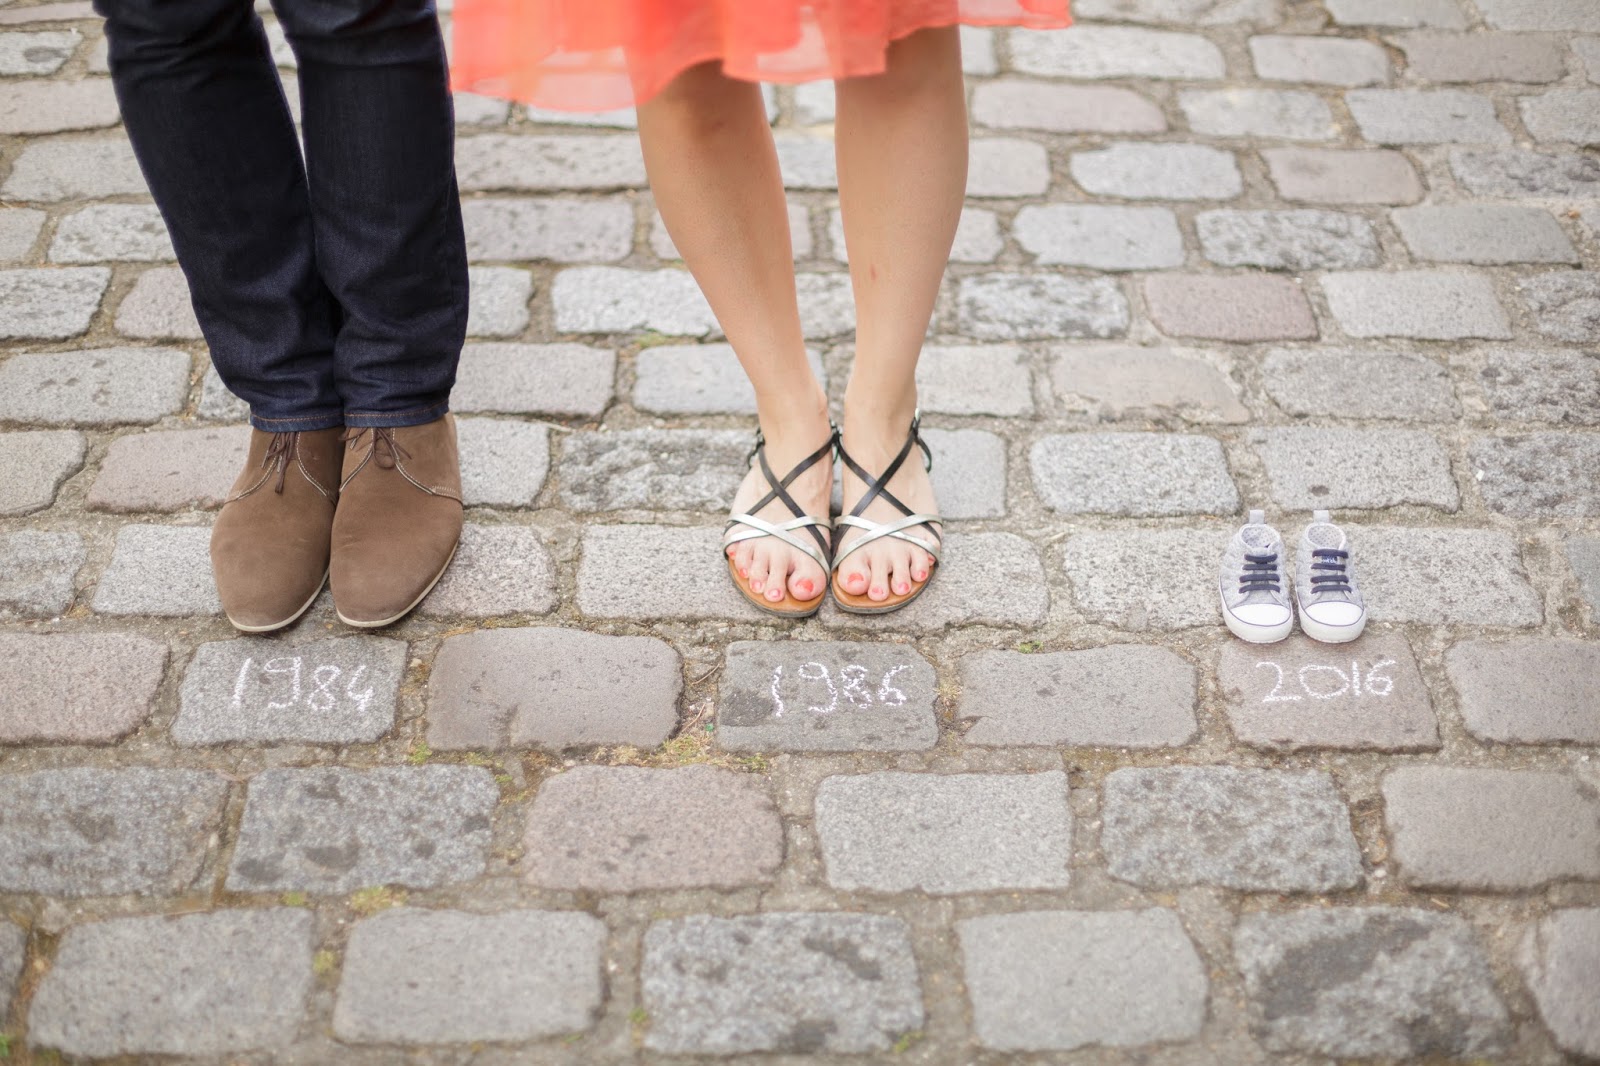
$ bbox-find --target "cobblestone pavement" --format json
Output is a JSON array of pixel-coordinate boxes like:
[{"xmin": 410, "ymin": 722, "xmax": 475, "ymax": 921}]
[{"xmin": 2, "ymin": 0, "xmax": 1600, "ymax": 1061}]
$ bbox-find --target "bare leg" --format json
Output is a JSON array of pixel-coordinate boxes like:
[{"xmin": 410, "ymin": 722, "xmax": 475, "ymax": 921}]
[
  {"xmin": 834, "ymin": 26, "xmax": 966, "ymax": 601},
  {"xmin": 637, "ymin": 63, "xmax": 832, "ymax": 604}
]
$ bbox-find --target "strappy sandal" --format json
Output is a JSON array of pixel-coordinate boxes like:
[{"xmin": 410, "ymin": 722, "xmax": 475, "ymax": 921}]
[
  {"xmin": 831, "ymin": 412, "xmax": 944, "ymax": 615},
  {"xmin": 723, "ymin": 427, "xmax": 839, "ymax": 619}
]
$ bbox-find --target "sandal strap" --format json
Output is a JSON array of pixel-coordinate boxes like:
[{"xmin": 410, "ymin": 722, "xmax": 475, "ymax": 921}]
[
  {"xmin": 736, "ymin": 427, "xmax": 839, "ymax": 562},
  {"xmin": 834, "ymin": 411, "xmax": 942, "ymax": 560},
  {"xmin": 724, "ymin": 512, "xmax": 832, "ymax": 572},
  {"xmin": 831, "ymin": 513, "xmax": 944, "ymax": 571}
]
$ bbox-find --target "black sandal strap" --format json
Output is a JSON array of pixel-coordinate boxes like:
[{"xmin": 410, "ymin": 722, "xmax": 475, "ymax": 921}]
[
  {"xmin": 744, "ymin": 429, "xmax": 837, "ymax": 559},
  {"xmin": 835, "ymin": 415, "xmax": 941, "ymax": 552}
]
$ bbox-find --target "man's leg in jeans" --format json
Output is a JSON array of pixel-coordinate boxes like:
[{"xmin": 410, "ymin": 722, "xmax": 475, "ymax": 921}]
[
  {"xmin": 276, "ymin": 0, "xmax": 470, "ymax": 628},
  {"xmin": 97, "ymin": 0, "xmax": 347, "ymax": 633}
]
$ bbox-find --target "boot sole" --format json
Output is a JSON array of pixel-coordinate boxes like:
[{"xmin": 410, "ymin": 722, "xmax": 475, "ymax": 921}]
[
  {"xmin": 336, "ymin": 543, "xmax": 459, "ymax": 629},
  {"xmin": 225, "ymin": 571, "xmax": 328, "ymax": 634}
]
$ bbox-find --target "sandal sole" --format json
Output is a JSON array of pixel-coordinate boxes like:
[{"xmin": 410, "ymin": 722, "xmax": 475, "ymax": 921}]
[
  {"xmin": 727, "ymin": 556, "xmax": 825, "ymax": 619},
  {"xmin": 830, "ymin": 569, "xmax": 936, "ymax": 615}
]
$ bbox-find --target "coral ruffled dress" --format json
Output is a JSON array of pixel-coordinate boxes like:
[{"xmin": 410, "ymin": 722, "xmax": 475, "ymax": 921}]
[{"xmin": 450, "ymin": 0, "xmax": 1071, "ymax": 112}]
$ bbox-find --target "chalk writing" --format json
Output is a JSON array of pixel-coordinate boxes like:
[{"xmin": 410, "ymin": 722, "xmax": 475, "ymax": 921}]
[
  {"xmin": 1255, "ymin": 659, "xmax": 1396, "ymax": 703},
  {"xmin": 230, "ymin": 656, "xmax": 375, "ymax": 716},
  {"xmin": 768, "ymin": 662, "xmax": 911, "ymax": 717}
]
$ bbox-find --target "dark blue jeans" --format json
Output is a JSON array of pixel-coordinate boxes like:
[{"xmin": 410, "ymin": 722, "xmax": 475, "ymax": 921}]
[{"xmin": 96, "ymin": 0, "xmax": 468, "ymax": 431}]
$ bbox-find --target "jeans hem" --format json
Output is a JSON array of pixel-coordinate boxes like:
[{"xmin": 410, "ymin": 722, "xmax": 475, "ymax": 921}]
[
  {"xmin": 248, "ymin": 411, "xmax": 346, "ymax": 433},
  {"xmin": 341, "ymin": 400, "xmax": 451, "ymax": 429}
]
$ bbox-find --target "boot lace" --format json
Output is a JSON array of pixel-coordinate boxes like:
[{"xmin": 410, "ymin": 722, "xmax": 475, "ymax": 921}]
[
  {"xmin": 261, "ymin": 432, "xmax": 300, "ymax": 494},
  {"xmin": 341, "ymin": 427, "xmax": 411, "ymax": 470}
]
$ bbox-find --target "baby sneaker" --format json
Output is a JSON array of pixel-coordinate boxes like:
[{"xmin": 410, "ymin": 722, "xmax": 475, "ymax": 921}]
[
  {"xmin": 1296, "ymin": 509, "xmax": 1367, "ymax": 644},
  {"xmin": 1219, "ymin": 509, "xmax": 1293, "ymax": 643}
]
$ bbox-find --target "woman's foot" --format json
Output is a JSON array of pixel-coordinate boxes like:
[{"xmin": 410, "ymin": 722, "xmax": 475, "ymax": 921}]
[
  {"xmin": 834, "ymin": 411, "xmax": 942, "ymax": 604},
  {"xmin": 724, "ymin": 393, "xmax": 835, "ymax": 606}
]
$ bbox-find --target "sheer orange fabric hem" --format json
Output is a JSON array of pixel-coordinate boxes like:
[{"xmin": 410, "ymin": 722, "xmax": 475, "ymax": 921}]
[{"xmin": 450, "ymin": 0, "xmax": 1071, "ymax": 112}]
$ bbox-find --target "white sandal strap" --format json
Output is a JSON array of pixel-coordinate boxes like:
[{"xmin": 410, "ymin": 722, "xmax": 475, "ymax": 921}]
[
  {"xmin": 725, "ymin": 513, "xmax": 831, "ymax": 572},
  {"xmin": 831, "ymin": 512, "xmax": 943, "ymax": 571}
]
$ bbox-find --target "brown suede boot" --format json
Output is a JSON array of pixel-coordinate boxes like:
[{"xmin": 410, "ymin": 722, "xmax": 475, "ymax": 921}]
[
  {"xmin": 211, "ymin": 428, "xmax": 343, "ymax": 632},
  {"xmin": 330, "ymin": 414, "xmax": 463, "ymax": 628}
]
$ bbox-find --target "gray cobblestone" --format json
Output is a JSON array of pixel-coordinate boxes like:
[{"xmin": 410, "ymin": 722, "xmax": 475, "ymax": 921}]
[
  {"xmin": 0, "ymin": 347, "xmax": 190, "ymax": 425},
  {"xmin": 1575, "ymin": 37, "xmax": 1600, "ymax": 83},
  {"xmin": 1521, "ymin": 92, "xmax": 1600, "ymax": 145},
  {"xmin": 525, "ymin": 765, "xmax": 782, "ymax": 891},
  {"xmin": 1015, "ymin": 204, "xmax": 1184, "ymax": 270},
  {"xmin": 1071, "ymin": 142, "xmax": 1242, "ymax": 200},
  {"xmin": 1263, "ymin": 147, "xmax": 1423, "ymax": 203},
  {"xmin": 417, "ymin": 523, "xmax": 556, "ymax": 618},
  {"xmin": 0, "ymin": 429, "xmax": 84, "ymax": 514},
  {"xmin": 1396, "ymin": 31, "xmax": 1565, "ymax": 83},
  {"xmin": 960, "ymin": 645, "xmax": 1197, "ymax": 748},
  {"xmin": 453, "ymin": 91, "xmax": 509, "ymax": 127},
  {"xmin": 559, "ymin": 428, "xmax": 746, "ymax": 512},
  {"xmin": 924, "ymin": 427, "xmax": 1006, "ymax": 519},
  {"xmin": 1570, "ymin": 535, "xmax": 1600, "ymax": 612},
  {"xmin": 524, "ymin": 103, "xmax": 637, "ymax": 128},
  {"xmin": 915, "ymin": 344, "xmax": 1033, "ymax": 416},
  {"xmin": 578, "ymin": 524, "xmax": 759, "ymax": 620},
  {"xmin": 1051, "ymin": 344, "xmax": 1249, "ymax": 423},
  {"xmin": 461, "ymin": 198, "xmax": 633, "ymax": 262},
  {"xmin": 970, "ymin": 79, "xmax": 1166, "ymax": 133},
  {"xmin": 0, "ymin": 77, "xmax": 118, "ymax": 134},
  {"xmin": 641, "ymin": 913, "xmax": 923, "ymax": 1055},
  {"xmin": 1479, "ymin": 351, "xmax": 1600, "ymax": 426},
  {"xmin": 228, "ymin": 766, "xmax": 498, "ymax": 892},
  {"xmin": 1472, "ymin": 432, "xmax": 1600, "ymax": 518},
  {"xmin": 29, "ymin": 910, "xmax": 312, "ymax": 1058},
  {"xmin": 1180, "ymin": 88, "xmax": 1335, "ymax": 140},
  {"xmin": 1219, "ymin": 633, "xmax": 1439, "ymax": 751},
  {"xmin": 1474, "ymin": 0, "xmax": 1600, "ymax": 31},
  {"xmin": 634, "ymin": 342, "xmax": 823, "ymax": 415},
  {"xmin": 457, "ymin": 417, "xmax": 549, "ymax": 507},
  {"xmin": 1450, "ymin": 148, "xmax": 1600, "ymax": 197},
  {"xmin": 0, "ymin": 922, "xmax": 21, "ymax": 1015},
  {"xmin": 1518, "ymin": 271, "xmax": 1600, "ymax": 342},
  {"xmin": 198, "ymin": 365, "xmax": 248, "ymax": 421},
  {"xmin": 428, "ymin": 627, "xmax": 680, "ymax": 750},
  {"xmin": 1521, "ymin": 909, "xmax": 1600, "ymax": 1059},
  {"xmin": 1102, "ymin": 766, "xmax": 1363, "ymax": 891},
  {"xmin": 0, "ymin": 530, "xmax": 84, "ymax": 619},
  {"xmin": 958, "ymin": 273, "xmax": 1129, "ymax": 339},
  {"xmin": 1346, "ymin": 88, "xmax": 1510, "ymax": 144},
  {"xmin": 1359, "ymin": 526, "xmax": 1541, "ymax": 625},
  {"xmin": 334, "ymin": 909, "xmax": 605, "ymax": 1044},
  {"xmin": 0, "ymin": 266, "xmax": 109, "ymax": 339},
  {"xmin": 716, "ymin": 640, "xmax": 938, "ymax": 752},
  {"xmin": 455, "ymin": 134, "xmax": 647, "ymax": 191},
  {"xmin": 0, "ymin": 206, "xmax": 46, "ymax": 262},
  {"xmin": 773, "ymin": 133, "xmax": 836, "ymax": 190},
  {"xmin": 1262, "ymin": 348, "xmax": 1457, "ymax": 421},
  {"xmin": 1075, "ymin": 0, "xmax": 1279, "ymax": 23},
  {"xmin": 816, "ymin": 771, "xmax": 1072, "ymax": 892},
  {"xmin": 0, "ymin": 137, "xmax": 146, "ymax": 201},
  {"xmin": 824, "ymin": 532, "xmax": 1051, "ymax": 631},
  {"xmin": 1254, "ymin": 426, "xmax": 1458, "ymax": 510},
  {"xmin": 1196, "ymin": 209, "xmax": 1380, "ymax": 269},
  {"xmin": 1323, "ymin": 270, "xmax": 1510, "ymax": 339},
  {"xmin": 553, "ymin": 266, "xmax": 714, "ymax": 335},
  {"xmin": 174, "ymin": 636, "xmax": 405, "ymax": 746},
  {"xmin": 466, "ymin": 265, "xmax": 531, "ymax": 337},
  {"xmin": 87, "ymin": 425, "xmax": 247, "ymax": 512},
  {"xmin": 1061, "ymin": 529, "xmax": 1229, "ymax": 630},
  {"xmin": 1392, "ymin": 204, "xmax": 1576, "ymax": 264},
  {"xmin": 1236, "ymin": 908, "xmax": 1510, "ymax": 1058},
  {"xmin": 1031, "ymin": 432, "xmax": 1238, "ymax": 516},
  {"xmin": 0, "ymin": 632, "xmax": 166, "ymax": 743},
  {"xmin": 50, "ymin": 204, "xmax": 174, "ymax": 263},
  {"xmin": 0, "ymin": 768, "xmax": 226, "ymax": 896},
  {"xmin": 115, "ymin": 266, "xmax": 202, "ymax": 339},
  {"xmin": 91, "ymin": 523, "xmax": 217, "ymax": 616},
  {"xmin": 0, "ymin": 28, "xmax": 79, "ymax": 74},
  {"xmin": 960, "ymin": 25, "xmax": 996, "ymax": 74},
  {"xmin": 1447, "ymin": 638, "xmax": 1600, "ymax": 743},
  {"xmin": 1383, "ymin": 767, "xmax": 1600, "ymax": 889},
  {"xmin": 968, "ymin": 137, "xmax": 1052, "ymax": 197},
  {"xmin": 959, "ymin": 909, "xmax": 1207, "ymax": 1052},
  {"xmin": 1010, "ymin": 25, "xmax": 1225, "ymax": 79},
  {"xmin": 1145, "ymin": 274, "xmax": 1317, "ymax": 340},
  {"xmin": 453, "ymin": 342, "xmax": 615, "ymax": 418},
  {"xmin": 1326, "ymin": 0, "xmax": 1468, "ymax": 29},
  {"xmin": 1249, "ymin": 34, "xmax": 1389, "ymax": 85}
]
